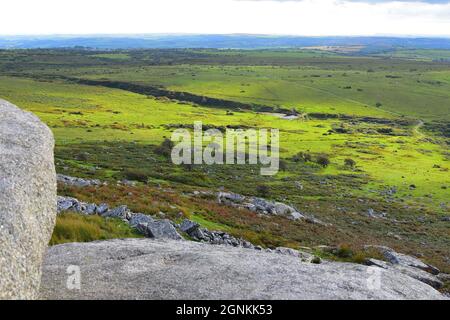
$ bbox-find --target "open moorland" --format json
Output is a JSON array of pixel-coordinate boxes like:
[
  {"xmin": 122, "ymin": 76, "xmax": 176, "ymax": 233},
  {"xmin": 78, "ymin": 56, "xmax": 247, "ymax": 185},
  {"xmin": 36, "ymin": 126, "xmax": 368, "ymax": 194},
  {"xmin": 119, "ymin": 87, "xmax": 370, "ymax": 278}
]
[{"xmin": 0, "ymin": 48, "xmax": 449, "ymax": 278}]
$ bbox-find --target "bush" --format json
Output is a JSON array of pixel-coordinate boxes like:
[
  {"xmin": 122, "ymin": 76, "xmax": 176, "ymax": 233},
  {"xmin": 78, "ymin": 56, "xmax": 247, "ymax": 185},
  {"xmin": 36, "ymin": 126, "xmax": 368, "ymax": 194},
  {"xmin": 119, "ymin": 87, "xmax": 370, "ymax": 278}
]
[
  {"xmin": 279, "ymin": 159, "xmax": 287, "ymax": 171},
  {"xmin": 375, "ymin": 102, "xmax": 383, "ymax": 108},
  {"xmin": 75, "ymin": 152, "xmax": 89, "ymax": 161},
  {"xmin": 256, "ymin": 184, "xmax": 270, "ymax": 197},
  {"xmin": 292, "ymin": 151, "xmax": 312, "ymax": 162},
  {"xmin": 344, "ymin": 158, "xmax": 356, "ymax": 168},
  {"xmin": 316, "ymin": 154, "xmax": 330, "ymax": 168},
  {"xmin": 335, "ymin": 244, "xmax": 353, "ymax": 258},
  {"xmin": 124, "ymin": 169, "xmax": 149, "ymax": 183},
  {"xmin": 155, "ymin": 138, "xmax": 175, "ymax": 158}
]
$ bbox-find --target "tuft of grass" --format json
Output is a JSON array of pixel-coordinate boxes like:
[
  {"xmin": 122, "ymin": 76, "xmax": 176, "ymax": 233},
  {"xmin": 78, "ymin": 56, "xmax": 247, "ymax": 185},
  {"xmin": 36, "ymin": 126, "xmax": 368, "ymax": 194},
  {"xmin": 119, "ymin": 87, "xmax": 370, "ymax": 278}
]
[{"xmin": 49, "ymin": 212, "xmax": 143, "ymax": 245}]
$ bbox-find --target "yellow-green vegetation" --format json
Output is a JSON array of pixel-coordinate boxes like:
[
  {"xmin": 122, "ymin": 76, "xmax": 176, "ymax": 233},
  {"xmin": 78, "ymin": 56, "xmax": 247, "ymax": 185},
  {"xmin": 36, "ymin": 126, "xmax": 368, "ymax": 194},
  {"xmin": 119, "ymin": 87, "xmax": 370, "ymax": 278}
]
[
  {"xmin": 0, "ymin": 74, "xmax": 447, "ymax": 210},
  {"xmin": 50, "ymin": 212, "xmax": 143, "ymax": 245},
  {"xmin": 89, "ymin": 53, "xmax": 131, "ymax": 60}
]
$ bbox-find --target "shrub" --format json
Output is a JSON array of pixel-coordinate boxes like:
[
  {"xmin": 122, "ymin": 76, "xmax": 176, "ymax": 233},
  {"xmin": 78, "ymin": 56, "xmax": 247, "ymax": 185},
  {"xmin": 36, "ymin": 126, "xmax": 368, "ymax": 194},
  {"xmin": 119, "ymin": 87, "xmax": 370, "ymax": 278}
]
[
  {"xmin": 375, "ymin": 102, "xmax": 383, "ymax": 108},
  {"xmin": 311, "ymin": 256, "xmax": 322, "ymax": 264},
  {"xmin": 124, "ymin": 169, "xmax": 149, "ymax": 183},
  {"xmin": 75, "ymin": 152, "xmax": 89, "ymax": 161},
  {"xmin": 155, "ymin": 138, "xmax": 175, "ymax": 158},
  {"xmin": 344, "ymin": 158, "xmax": 356, "ymax": 168},
  {"xmin": 279, "ymin": 159, "xmax": 287, "ymax": 171},
  {"xmin": 292, "ymin": 151, "xmax": 312, "ymax": 163},
  {"xmin": 256, "ymin": 185, "xmax": 270, "ymax": 197},
  {"xmin": 335, "ymin": 244, "xmax": 353, "ymax": 259},
  {"xmin": 316, "ymin": 154, "xmax": 330, "ymax": 168}
]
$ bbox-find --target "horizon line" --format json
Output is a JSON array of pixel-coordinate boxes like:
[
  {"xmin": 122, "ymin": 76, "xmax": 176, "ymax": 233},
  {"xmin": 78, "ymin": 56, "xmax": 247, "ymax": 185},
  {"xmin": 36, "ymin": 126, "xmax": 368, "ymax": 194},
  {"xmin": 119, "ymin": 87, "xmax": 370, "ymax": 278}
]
[{"xmin": 2, "ymin": 33, "xmax": 450, "ymax": 39}]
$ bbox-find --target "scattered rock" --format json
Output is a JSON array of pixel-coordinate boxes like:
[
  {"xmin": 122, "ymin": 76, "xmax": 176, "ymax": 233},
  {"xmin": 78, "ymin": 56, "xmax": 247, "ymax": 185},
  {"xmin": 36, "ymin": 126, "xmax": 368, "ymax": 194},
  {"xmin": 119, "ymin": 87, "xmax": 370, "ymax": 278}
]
[
  {"xmin": 118, "ymin": 179, "xmax": 136, "ymax": 187},
  {"xmin": 57, "ymin": 174, "xmax": 103, "ymax": 187},
  {"xmin": 137, "ymin": 220, "xmax": 183, "ymax": 240},
  {"xmin": 217, "ymin": 191, "xmax": 324, "ymax": 224},
  {"xmin": 57, "ymin": 196, "xmax": 98, "ymax": 215},
  {"xmin": 365, "ymin": 208, "xmax": 387, "ymax": 219},
  {"xmin": 129, "ymin": 213, "xmax": 154, "ymax": 228},
  {"xmin": 96, "ymin": 203, "xmax": 109, "ymax": 215},
  {"xmin": 179, "ymin": 219, "xmax": 200, "ymax": 234},
  {"xmin": 217, "ymin": 192, "xmax": 245, "ymax": 204},
  {"xmin": 294, "ymin": 181, "xmax": 304, "ymax": 190},
  {"xmin": 101, "ymin": 205, "xmax": 132, "ymax": 220}
]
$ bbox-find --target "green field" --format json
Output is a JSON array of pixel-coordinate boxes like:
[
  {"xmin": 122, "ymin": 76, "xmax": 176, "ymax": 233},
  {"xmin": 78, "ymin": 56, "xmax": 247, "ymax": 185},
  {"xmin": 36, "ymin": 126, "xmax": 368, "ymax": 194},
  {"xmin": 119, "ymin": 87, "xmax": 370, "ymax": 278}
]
[{"xmin": 0, "ymin": 48, "xmax": 449, "ymax": 271}]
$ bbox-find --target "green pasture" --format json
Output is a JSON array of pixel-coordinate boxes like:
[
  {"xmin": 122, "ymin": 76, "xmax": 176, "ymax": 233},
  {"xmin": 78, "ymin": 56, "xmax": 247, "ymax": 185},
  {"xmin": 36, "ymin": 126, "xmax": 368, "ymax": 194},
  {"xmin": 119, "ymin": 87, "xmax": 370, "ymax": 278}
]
[{"xmin": 0, "ymin": 75, "xmax": 448, "ymax": 210}]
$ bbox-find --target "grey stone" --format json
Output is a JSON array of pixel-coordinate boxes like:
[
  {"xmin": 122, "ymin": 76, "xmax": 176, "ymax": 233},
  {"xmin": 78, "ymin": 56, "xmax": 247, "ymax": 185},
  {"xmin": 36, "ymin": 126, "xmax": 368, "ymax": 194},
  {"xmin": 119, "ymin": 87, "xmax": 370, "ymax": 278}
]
[
  {"xmin": 179, "ymin": 219, "xmax": 200, "ymax": 234},
  {"xmin": 218, "ymin": 192, "xmax": 246, "ymax": 204},
  {"xmin": 102, "ymin": 205, "xmax": 132, "ymax": 220},
  {"xmin": 57, "ymin": 196, "xmax": 76, "ymax": 212},
  {"xmin": 366, "ymin": 259, "xmax": 443, "ymax": 289},
  {"xmin": 273, "ymin": 202, "xmax": 297, "ymax": 216},
  {"xmin": 57, "ymin": 174, "xmax": 102, "ymax": 187},
  {"xmin": 0, "ymin": 100, "xmax": 57, "ymax": 299},
  {"xmin": 289, "ymin": 211, "xmax": 305, "ymax": 220},
  {"xmin": 135, "ymin": 219, "xmax": 183, "ymax": 240},
  {"xmin": 275, "ymin": 247, "xmax": 300, "ymax": 257},
  {"xmin": 40, "ymin": 239, "xmax": 446, "ymax": 300},
  {"xmin": 95, "ymin": 203, "xmax": 109, "ymax": 215},
  {"xmin": 365, "ymin": 208, "xmax": 387, "ymax": 219},
  {"xmin": 367, "ymin": 246, "xmax": 440, "ymax": 275},
  {"xmin": 129, "ymin": 213, "xmax": 155, "ymax": 228},
  {"xmin": 191, "ymin": 228, "xmax": 207, "ymax": 240},
  {"xmin": 84, "ymin": 203, "xmax": 97, "ymax": 215},
  {"xmin": 251, "ymin": 197, "xmax": 276, "ymax": 214},
  {"xmin": 437, "ymin": 273, "xmax": 450, "ymax": 282}
]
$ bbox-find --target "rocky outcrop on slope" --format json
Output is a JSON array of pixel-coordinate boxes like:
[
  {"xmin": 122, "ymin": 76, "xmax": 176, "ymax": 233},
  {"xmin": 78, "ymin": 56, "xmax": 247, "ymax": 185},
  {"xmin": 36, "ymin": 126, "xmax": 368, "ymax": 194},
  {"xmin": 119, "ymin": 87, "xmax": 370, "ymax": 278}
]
[
  {"xmin": 57, "ymin": 175, "xmax": 326, "ymax": 225},
  {"xmin": 0, "ymin": 99, "xmax": 57, "ymax": 300},
  {"xmin": 216, "ymin": 191, "xmax": 326, "ymax": 225},
  {"xmin": 57, "ymin": 196, "xmax": 183, "ymax": 240},
  {"xmin": 39, "ymin": 238, "xmax": 446, "ymax": 300},
  {"xmin": 56, "ymin": 196, "xmax": 314, "ymax": 257},
  {"xmin": 57, "ymin": 174, "xmax": 104, "ymax": 187}
]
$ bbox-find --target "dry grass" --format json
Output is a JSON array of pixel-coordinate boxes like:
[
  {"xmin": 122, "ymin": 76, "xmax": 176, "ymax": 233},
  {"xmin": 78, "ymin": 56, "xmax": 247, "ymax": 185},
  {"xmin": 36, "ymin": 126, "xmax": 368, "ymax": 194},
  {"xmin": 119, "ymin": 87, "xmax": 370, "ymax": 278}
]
[{"xmin": 50, "ymin": 212, "xmax": 142, "ymax": 245}]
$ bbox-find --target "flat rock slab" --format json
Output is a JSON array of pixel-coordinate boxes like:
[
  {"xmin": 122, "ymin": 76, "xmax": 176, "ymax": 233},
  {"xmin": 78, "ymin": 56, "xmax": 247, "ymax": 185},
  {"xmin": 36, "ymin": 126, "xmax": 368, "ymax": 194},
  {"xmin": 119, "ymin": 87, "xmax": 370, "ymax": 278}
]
[{"xmin": 40, "ymin": 239, "xmax": 445, "ymax": 300}]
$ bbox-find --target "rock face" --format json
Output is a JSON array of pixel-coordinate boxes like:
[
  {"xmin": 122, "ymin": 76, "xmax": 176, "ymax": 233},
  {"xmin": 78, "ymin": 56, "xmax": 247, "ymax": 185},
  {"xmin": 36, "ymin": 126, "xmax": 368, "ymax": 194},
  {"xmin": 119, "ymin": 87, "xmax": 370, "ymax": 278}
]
[
  {"xmin": 365, "ymin": 246, "xmax": 443, "ymax": 289},
  {"xmin": 40, "ymin": 239, "xmax": 445, "ymax": 300},
  {"xmin": 0, "ymin": 100, "xmax": 57, "ymax": 300}
]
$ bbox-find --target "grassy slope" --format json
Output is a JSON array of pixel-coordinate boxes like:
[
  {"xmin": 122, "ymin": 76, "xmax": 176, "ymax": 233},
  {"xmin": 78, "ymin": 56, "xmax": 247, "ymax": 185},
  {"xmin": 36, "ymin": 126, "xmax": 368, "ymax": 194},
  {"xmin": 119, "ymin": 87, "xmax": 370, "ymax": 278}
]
[
  {"xmin": 0, "ymin": 75, "xmax": 447, "ymax": 208},
  {"xmin": 62, "ymin": 64, "xmax": 450, "ymax": 121}
]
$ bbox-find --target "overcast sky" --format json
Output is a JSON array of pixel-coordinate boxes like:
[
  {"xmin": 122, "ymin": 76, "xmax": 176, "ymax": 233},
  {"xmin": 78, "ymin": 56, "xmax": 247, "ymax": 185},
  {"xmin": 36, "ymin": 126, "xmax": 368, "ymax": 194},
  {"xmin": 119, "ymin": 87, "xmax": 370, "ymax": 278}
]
[{"xmin": 1, "ymin": 0, "xmax": 450, "ymax": 36}]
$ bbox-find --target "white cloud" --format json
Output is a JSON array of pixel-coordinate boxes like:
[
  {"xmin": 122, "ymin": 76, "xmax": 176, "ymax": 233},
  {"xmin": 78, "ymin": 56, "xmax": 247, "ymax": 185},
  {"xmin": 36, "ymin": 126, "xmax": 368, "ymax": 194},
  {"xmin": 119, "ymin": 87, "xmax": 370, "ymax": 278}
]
[{"xmin": 0, "ymin": 0, "xmax": 449, "ymax": 36}]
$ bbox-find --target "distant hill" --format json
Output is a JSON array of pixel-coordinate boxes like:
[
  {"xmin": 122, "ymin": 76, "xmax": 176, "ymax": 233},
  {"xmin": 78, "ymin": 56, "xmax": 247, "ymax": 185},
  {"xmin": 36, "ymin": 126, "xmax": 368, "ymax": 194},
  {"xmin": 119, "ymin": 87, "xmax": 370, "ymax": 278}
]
[{"xmin": 1, "ymin": 34, "xmax": 450, "ymax": 51}]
